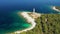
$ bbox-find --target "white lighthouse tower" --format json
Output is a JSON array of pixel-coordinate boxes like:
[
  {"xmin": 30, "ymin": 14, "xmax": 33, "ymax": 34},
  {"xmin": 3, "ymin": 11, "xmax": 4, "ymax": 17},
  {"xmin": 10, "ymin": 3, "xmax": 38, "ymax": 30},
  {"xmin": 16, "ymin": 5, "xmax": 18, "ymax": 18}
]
[{"xmin": 33, "ymin": 8, "xmax": 35, "ymax": 14}]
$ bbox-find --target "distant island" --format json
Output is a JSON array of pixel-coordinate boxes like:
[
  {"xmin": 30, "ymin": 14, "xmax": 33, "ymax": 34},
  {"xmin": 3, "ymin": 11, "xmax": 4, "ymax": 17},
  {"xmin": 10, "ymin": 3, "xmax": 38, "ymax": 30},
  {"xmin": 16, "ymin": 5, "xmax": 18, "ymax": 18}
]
[{"xmin": 53, "ymin": 6, "xmax": 60, "ymax": 12}]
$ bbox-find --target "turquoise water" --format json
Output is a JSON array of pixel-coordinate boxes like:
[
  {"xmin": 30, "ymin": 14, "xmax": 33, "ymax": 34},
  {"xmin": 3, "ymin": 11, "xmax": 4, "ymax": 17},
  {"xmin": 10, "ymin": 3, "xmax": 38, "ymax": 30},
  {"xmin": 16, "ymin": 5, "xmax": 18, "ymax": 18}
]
[
  {"xmin": 0, "ymin": 11, "xmax": 31, "ymax": 34},
  {"xmin": 0, "ymin": 5, "xmax": 60, "ymax": 34},
  {"xmin": 0, "ymin": 0, "xmax": 60, "ymax": 34}
]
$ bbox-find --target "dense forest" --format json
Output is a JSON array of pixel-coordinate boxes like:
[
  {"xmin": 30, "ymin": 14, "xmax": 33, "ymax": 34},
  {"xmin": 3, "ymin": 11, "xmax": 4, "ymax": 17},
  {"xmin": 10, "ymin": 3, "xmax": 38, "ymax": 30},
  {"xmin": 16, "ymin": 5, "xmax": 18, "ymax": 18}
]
[{"xmin": 20, "ymin": 14, "xmax": 60, "ymax": 34}]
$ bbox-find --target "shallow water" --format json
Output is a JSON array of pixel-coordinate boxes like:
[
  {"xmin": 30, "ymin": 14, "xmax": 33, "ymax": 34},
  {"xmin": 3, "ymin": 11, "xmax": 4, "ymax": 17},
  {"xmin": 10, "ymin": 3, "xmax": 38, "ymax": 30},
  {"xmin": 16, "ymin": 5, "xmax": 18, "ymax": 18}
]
[{"xmin": 0, "ymin": 11, "xmax": 31, "ymax": 34}]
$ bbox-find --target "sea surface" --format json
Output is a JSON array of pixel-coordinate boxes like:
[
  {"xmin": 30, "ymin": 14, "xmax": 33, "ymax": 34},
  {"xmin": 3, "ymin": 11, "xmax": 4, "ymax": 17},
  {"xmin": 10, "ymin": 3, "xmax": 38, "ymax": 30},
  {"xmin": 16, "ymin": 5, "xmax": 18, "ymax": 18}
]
[{"xmin": 0, "ymin": 0, "xmax": 60, "ymax": 34}]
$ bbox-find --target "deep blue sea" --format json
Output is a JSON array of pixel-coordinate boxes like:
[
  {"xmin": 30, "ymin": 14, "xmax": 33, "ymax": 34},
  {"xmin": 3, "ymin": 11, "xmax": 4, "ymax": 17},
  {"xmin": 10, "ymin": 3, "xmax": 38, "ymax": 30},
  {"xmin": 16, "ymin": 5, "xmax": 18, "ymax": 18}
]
[{"xmin": 0, "ymin": 0, "xmax": 60, "ymax": 34}]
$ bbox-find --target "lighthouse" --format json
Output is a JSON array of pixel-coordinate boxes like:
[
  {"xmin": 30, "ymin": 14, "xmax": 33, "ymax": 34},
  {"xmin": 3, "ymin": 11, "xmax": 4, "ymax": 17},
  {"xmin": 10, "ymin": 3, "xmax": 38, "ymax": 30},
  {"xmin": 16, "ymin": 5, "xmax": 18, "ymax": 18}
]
[{"xmin": 33, "ymin": 8, "xmax": 35, "ymax": 14}]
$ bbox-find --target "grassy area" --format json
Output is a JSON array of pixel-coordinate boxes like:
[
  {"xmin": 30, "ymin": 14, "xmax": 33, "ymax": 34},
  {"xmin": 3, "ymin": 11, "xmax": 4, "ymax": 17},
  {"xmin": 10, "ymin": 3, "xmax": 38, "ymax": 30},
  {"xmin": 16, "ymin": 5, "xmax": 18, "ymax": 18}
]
[{"xmin": 20, "ymin": 14, "xmax": 60, "ymax": 34}]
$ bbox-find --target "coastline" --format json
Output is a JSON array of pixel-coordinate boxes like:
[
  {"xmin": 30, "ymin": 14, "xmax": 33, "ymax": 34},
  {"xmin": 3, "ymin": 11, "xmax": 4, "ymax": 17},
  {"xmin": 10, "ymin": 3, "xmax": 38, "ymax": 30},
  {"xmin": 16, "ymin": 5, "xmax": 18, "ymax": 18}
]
[
  {"xmin": 14, "ymin": 12, "xmax": 41, "ymax": 34},
  {"xmin": 52, "ymin": 6, "xmax": 60, "ymax": 12}
]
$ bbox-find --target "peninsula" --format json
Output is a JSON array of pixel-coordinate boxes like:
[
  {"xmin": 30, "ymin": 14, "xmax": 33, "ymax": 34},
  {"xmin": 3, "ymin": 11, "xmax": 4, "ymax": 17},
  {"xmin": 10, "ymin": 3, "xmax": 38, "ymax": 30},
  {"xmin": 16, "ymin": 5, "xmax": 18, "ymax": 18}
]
[
  {"xmin": 7, "ymin": 9, "xmax": 60, "ymax": 34},
  {"xmin": 52, "ymin": 6, "xmax": 60, "ymax": 12},
  {"xmin": 20, "ymin": 14, "xmax": 60, "ymax": 34}
]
